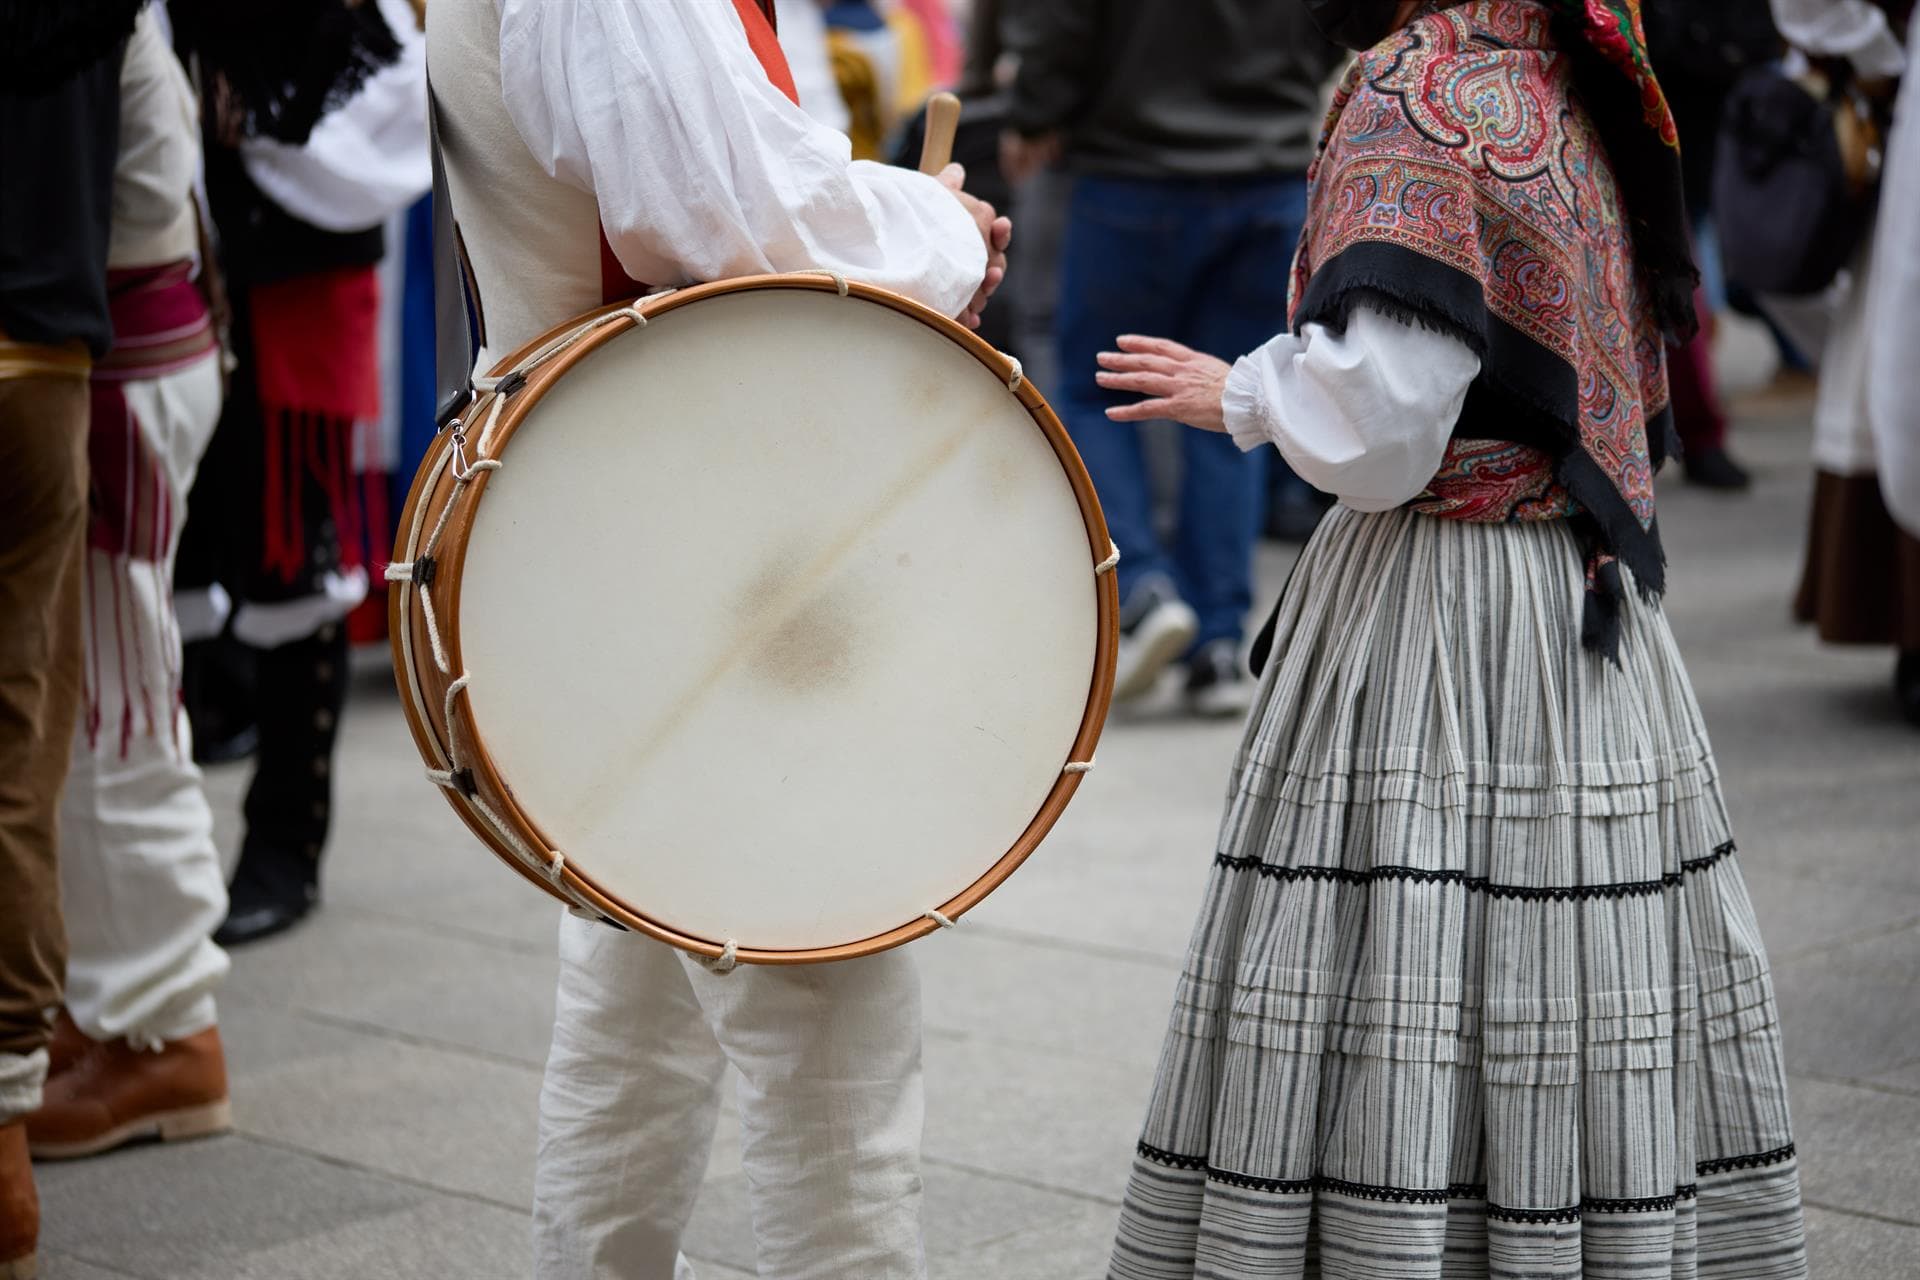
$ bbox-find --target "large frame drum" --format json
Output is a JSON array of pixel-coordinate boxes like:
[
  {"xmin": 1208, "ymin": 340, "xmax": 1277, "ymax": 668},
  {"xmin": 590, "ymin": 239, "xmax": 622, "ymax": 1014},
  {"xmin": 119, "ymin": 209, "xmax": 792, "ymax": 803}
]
[{"xmin": 390, "ymin": 273, "xmax": 1117, "ymax": 965}]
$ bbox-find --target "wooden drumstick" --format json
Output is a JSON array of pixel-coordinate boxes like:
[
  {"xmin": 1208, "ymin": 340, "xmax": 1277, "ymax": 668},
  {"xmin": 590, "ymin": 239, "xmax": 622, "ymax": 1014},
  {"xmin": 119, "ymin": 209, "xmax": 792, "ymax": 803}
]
[{"xmin": 918, "ymin": 91, "xmax": 963, "ymax": 175}]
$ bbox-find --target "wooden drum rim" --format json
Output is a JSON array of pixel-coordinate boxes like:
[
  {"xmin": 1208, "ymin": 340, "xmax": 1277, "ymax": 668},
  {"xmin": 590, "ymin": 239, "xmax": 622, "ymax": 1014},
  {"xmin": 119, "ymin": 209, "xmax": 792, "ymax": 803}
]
[{"xmin": 390, "ymin": 273, "xmax": 1120, "ymax": 964}]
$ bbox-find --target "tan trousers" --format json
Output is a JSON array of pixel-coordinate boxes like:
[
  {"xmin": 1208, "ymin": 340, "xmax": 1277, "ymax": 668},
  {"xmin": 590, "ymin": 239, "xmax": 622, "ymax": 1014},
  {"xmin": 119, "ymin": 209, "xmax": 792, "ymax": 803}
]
[{"xmin": 0, "ymin": 374, "xmax": 86, "ymax": 1117}]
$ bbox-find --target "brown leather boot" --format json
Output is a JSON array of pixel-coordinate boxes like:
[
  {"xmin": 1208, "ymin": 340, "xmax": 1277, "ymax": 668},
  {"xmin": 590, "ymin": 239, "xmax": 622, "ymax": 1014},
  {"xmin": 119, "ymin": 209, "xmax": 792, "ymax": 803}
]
[
  {"xmin": 25, "ymin": 1027, "xmax": 230, "ymax": 1161},
  {"xmin": 0, "ymin": 1122, "xmax": 36, "ymax": 1279},
  {"xmin": 43, "ymin": 1012, "xmax": 86, "ymax": 1080}
]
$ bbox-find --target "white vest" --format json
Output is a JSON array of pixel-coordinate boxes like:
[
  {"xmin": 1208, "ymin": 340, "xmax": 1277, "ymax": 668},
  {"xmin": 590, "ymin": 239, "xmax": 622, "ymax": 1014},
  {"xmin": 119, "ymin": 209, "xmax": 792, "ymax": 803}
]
[{"xmin": 425, "ymin": 0, "xmax": 606, "ymax": 364}]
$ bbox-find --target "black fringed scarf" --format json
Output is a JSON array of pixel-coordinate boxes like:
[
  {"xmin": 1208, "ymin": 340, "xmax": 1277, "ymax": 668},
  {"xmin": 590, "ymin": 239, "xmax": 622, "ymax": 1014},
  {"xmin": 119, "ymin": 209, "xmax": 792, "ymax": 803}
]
[
  {"xmin": 170, "ymin": 0, "xmax": 402, "ymax": 145},
  {"xmin": 1288, "ymin": 0, "xmax": 1698, "ymax": 659}
]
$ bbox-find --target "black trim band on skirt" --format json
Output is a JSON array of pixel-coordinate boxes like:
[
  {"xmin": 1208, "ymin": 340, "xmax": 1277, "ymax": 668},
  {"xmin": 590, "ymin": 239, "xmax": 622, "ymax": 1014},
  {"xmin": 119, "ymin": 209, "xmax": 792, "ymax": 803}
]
[
  {"xmin": 1212, "ymin": 840, "xmax": 1735, "ymax": 902},
  {"xmin": 1135, "ymin": 1140, "xmax": 1797, "ymax": 1220}
]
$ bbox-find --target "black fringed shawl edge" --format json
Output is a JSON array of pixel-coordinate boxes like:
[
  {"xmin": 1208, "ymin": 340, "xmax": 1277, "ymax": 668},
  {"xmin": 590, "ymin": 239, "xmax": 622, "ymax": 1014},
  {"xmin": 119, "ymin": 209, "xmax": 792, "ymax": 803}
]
[
  {"xmin": 171, "ymin": 0, "xmax": 402, "ymax": 145},
  {"xmin": 1289, "ymin": 240, "xmax": 1674, "ymax": 662}
]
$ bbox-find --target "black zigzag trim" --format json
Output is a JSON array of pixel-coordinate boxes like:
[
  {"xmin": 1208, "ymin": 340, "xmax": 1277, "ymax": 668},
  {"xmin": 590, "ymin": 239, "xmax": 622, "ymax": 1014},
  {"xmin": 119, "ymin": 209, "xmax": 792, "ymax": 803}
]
[
  {"xmin": 1697, "ymin": 1143, "xmax": 1796, "ymax": 1176},
  {"xmin": 1682, "ymin": 841, "xmax": 1738, "ymax": 873},
  {"xmin": 1209, "ymin": 1168, "xmax": 1318, "ymax": 1196},
  {"xmin": 1583, "ymin": 1193, "xmax": 1679, "ymax": 1214},
  {"xmin": 1316, "ymin": 1176, "xmax": 1454, "ymax": 1205},
  {"xmin": 1487, "ymin": 1203, "xmax": 1584, "ymax": 1224},
  {"xmin": 1136, "ymin": 1142, "xmax": 1207, "ymax": 1172},
  {"xmin": 1136, "ymin": 1136, "xmax": 1786, "ymax": 1221},
  {"xmin": 1137, "ymin": 1143, "xmax": 1474, "ymax": 1205},
  {"xmin": 1215, "ymin": 841, "xmax": 1736, "ymax": 902}
]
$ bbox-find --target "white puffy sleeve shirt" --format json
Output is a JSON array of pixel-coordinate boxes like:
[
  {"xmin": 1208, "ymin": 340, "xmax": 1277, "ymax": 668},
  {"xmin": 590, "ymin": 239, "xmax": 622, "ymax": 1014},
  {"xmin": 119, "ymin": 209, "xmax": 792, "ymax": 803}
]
[
  {"xmin": 1223, "ymin": 305, "xmax": 1483, "ymax": 512},
  {"xmin": 240, "ymin": 0, "xmax": 431, "ymax": 233},
  {"xmin": 495, "ymin": 0, "xmax": 985, "ymax": 317}
]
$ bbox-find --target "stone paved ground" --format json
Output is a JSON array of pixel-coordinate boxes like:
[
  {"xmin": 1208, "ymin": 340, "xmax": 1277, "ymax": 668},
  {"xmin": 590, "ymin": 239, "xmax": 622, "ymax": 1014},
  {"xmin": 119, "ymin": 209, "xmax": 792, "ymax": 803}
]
[{"xmin": 34, "ymin": 389, "xmax": 1920, "ymax": 1279}]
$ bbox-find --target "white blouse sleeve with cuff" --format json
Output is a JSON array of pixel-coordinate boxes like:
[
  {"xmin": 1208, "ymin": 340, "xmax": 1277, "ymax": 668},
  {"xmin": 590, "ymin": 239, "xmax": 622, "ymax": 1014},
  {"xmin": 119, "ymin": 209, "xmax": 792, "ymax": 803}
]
[
  {"xmin": 1222, "ymin": 304, "xmax": 1483, "ymax": 513},
  {"xmin": 1769, "ymin": 0, "xmax": 1908, "ymax": 79},
  {"xmin": 240, "ymin": 0, "xmax": 430, "ymax": 233},
  {"xmin": 496, "ymin": 0, "xmax": 986, "ymax": 319}
]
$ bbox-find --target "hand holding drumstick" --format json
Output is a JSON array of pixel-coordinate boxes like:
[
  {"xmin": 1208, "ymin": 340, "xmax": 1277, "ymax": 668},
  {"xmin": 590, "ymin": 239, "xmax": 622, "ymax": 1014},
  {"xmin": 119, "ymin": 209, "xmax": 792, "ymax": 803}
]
[{"xmin": 921, "ymin": 92, "xmax": 1013, "ymax": 331}]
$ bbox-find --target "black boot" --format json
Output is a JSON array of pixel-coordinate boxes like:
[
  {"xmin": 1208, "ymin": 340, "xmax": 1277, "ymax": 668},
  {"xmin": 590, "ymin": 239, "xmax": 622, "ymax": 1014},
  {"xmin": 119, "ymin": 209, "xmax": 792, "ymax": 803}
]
[
  {"xmin": 216, "ymin": 623, "xmax": 349, "ymax": 947},
  {"xmin": 182, "ymin": 634, "xmax": 259, "ymax": 765},
  {"xmin": 1897, "ymin": 650, "xmax": 1920, "ymax": 729},
  {"xmin": 1682, "ymin": 446, "xmax": 1752, "ymax": 491}
]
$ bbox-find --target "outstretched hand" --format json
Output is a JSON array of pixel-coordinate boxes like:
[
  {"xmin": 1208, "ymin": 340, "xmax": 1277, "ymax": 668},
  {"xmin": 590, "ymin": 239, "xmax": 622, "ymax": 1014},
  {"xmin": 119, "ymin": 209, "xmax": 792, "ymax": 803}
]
[
  {"xmin": 937, "ymin": 164, "xmax": 1013, "ymax": 330},
  {"xmin": 1096, "ymin": 335, "xmax": 1231, "ymax": 432}
]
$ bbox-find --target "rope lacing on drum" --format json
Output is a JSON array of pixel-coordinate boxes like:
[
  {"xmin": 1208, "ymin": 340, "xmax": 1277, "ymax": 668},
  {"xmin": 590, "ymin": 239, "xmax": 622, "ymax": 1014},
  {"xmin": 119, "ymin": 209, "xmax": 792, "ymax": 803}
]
[
  {"xmin": 414, "ymin": 676, "xmax": 593, "ymax": 915},
  {"xmin": 391, "ymin": 302, "xmax": 660, "ymax": 668},
  {"xmin": 1066, "ymin": 543, "xmax": 1117, "ymax": 776},
  {"xmin": 387, "ymin": 373, "xmax": 634, "ymax": 922},
  {"xmin": 1004, "ymin": 355, "xmax": 1024, "ymax": 392},
  {"xmin": 697, "ymin": 939, "xmax": 740, "ymax": 975},
  {"xmin": 924, "ymin": 909, "xmax": 957, "ymax": 929}
]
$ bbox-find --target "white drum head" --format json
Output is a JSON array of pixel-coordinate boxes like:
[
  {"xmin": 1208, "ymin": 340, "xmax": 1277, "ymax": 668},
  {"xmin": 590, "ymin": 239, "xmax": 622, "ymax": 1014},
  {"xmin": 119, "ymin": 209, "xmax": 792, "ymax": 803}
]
[{"xmin": 456, "ymin": 287, "xmax": 1100, "ymax": 951}]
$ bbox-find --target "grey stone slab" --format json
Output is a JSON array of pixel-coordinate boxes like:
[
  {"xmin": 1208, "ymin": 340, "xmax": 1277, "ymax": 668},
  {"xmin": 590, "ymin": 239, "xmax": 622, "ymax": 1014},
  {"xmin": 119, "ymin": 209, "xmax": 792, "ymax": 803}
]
[
  {"xmin": 1868, "ymin": 1057, "xmax": 1920, "ymax": 1096},
  {"xmin": 1787, "ymin": 1077, "xmax": 1920, "ymax": 1225},
  {"xmin": 36, "ymin": 1135, "xmax": 425, "ymax": 1277},
  {"xmin": 220, "ymin": 907, "xmax": 558, "ymax": 1067},
  {"xmin": 1720, "ymin": 770, "xmax": 1920, "ymax": 894},
  {"xmin": 219, "ymin": 1005, "xmax": 542, "ymax": 1210},
  {"xmin": 1741, "ymin": 872, "xmax": 1920, "ymax": 966},
  {"xmin": 205, "ymin": 1194, "xmax": 531, "ymax": 1280},
  {"xmin": 36, "ymin": 1255, "xmax": 147, "ymax": 1280},
  {"xmin": 923, "ymin": 1162, "xmax": 1115, "ymax": 1258},
  {"xmin": 684, "ymin": 1262, "xmax": 756, "ymax": 1280},
  {"xmin": 321, "ymin": 772, "xmax": 566, "ymax": 954},
  {"xmin": 1802, "ymin": 1205, "xmax": 1920, "ymax": 1277},
  {"xmin": 1774, "ymin": 924, "xmax": 1920, "ymax": 1080},
  {"xmin": 683, "ymin": 1161, "xmax": 1110, "ymax": 1277},
  {"xmin": 929, "ymin": 1200, "xmax": 1118, "ymax": 1280},
  {"xmin": 964, "ymin": 719, "xmax": 1239, "ymax": 964},
  {"xmin": 922, "ymin": 1034, "xmax": 1153, "ymax": 1205},
  {"xmin": 917, "ymin": 929, "xmax": 1176, "ymax": 1073}
]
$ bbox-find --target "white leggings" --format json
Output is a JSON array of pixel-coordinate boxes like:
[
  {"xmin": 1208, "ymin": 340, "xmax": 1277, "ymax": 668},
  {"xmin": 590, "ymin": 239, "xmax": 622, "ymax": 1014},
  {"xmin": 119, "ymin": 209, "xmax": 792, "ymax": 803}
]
[{"xmin": 533, "ymin": 911, "xmax": 927, "ymax": 1279}]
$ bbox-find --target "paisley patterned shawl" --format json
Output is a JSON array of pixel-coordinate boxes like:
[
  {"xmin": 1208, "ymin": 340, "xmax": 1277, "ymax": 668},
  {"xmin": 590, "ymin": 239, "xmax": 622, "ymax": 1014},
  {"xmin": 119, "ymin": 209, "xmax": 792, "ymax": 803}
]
[{"xmin": 1290, "ymin": 0, "xmax": 1682, "ymax": 657}]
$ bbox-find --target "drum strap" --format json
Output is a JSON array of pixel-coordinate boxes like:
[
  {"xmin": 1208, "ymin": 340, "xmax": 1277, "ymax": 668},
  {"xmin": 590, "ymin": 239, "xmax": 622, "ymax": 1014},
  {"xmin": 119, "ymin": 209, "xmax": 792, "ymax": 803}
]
[
  {"xmin": 428, "ymin": 87, "xmax": 477, "ymax": 432},
  {"xmin": 429, "ymin": 0, "xmax": 799, "ymax": 432}
]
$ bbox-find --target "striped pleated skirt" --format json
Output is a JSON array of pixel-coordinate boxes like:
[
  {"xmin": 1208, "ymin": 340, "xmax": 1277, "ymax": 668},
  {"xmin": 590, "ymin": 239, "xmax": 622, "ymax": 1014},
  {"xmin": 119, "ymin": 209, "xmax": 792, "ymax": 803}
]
[{"xmin": 1110, "ymin": 507, "xmax": 1806, "ymax": 1280}]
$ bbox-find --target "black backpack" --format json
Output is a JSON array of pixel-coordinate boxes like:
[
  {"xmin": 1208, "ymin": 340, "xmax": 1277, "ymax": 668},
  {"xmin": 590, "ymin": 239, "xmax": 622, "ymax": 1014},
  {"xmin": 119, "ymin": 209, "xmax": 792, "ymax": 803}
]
[{"xmin": 1713, "ymin": 65, "xmax": 1883, "ymax": 296}]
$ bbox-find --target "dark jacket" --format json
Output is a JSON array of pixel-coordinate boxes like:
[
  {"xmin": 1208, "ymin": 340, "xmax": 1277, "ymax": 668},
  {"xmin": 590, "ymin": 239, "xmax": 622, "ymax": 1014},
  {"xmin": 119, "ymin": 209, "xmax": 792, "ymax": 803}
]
[
  {"xmin": 0, "ymin": 48, "xmax": 124, "ymax": 356},
  {"xmin": 1007, "ymin": 0, "xmax": 1342, "ymax": 178}
]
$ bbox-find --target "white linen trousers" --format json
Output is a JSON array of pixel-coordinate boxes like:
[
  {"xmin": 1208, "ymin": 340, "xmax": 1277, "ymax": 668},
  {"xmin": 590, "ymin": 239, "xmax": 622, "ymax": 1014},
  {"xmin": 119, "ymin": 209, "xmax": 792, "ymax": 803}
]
[
  {"xmin": 533, "ymin": 911, "xmax": 927, "ymax": 1280},
  {"xmin": 59, "ymin": 353, "xmax": 230, "ymax": 1047}
]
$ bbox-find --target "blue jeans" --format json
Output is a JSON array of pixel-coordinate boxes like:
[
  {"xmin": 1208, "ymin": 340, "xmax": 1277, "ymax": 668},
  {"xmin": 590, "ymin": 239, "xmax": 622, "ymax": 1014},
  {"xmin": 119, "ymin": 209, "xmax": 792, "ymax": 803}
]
[{"xmin": 1055, "ymin": 173, "xmax": 1307, "ymax": 649}]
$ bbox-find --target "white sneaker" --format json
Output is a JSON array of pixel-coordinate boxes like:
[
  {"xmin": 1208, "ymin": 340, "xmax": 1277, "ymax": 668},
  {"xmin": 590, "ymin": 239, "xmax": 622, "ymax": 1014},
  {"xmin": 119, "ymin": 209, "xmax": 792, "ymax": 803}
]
[
  {"xmin": 1184, "ymin": 638, "xmax": 1254, "ymax": 718},
  {"xmin": 1113, "ymin": 587, "xmax": 1199, "ymax": 702}
]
